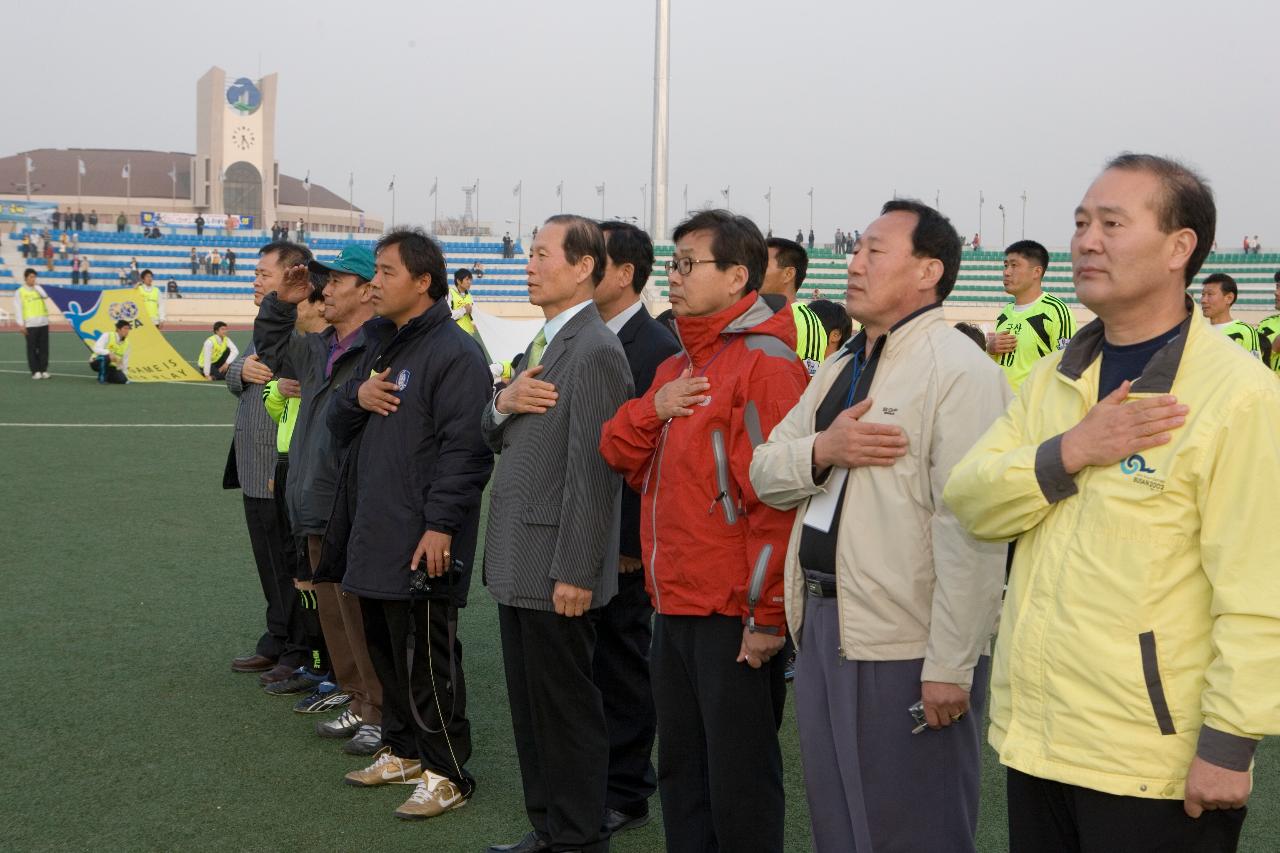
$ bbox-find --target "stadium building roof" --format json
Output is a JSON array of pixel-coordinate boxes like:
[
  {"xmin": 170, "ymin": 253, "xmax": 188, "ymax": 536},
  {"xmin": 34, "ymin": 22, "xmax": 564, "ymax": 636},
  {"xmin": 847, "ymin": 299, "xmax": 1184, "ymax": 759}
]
[{"xmin": 0, "ymin": 148, "xmax": 360, "ymax": 212}]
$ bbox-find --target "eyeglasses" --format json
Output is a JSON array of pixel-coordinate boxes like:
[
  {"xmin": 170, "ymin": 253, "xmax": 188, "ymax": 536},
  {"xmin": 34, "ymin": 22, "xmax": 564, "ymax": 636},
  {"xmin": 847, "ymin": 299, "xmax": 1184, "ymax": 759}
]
[{"xmin": 664, "ymin": 257, "xmax": 719, "ymax": 276}]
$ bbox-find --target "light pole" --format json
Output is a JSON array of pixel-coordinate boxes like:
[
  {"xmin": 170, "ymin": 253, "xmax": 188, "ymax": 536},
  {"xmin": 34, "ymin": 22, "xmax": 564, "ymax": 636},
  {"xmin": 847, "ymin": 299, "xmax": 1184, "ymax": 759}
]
[
  {"xmin": 514, "ymin": 180, "xmax": 523, "ymax": 241},
  {"xmin": 650, "ymin": 0, "xmax": 670, "ymax": 238},
  {"xmin": 597, "ymin": 183, "xmax": 606, "ymax": 219},
  {"xmin": 807, "ymin": 187, "xmax": 814, "ymax": 234},
  {"xmin": 348, "ymin": 173, "xmax": 354, "ymax": 232},
  {"xmin": 978, "ymin": 190, "xmax": 984, "ymax": 244},
  {"xmin": 683, "ymin": 183, "xmax": 688, "ymax": 216},
  {"xmin": 998, "ymin": 204, "xmax": 1006, "ymax": 247},
  {"xmin": 764, "ymin": 187, "xmax": 772, "ymax": 234},
  {"xmin": 1020, "ymin": 190, "xmax": 1027, "ymax": 239},
  {"xmin": 428, "ymin": 177, "xmax": 437, "ymax": 234},
  {"xmin": 389, "ymin": 175, "xmax": 396, "ymax": 229},
  {"xmin": 934, "ymin": 189, "xmax": 940, "ymax": 211},
  {"xmin": 640, "ymin": 184, "xmax": 647, "ymax": 232},
  {"xmin": 557, "ymin": 180, "xmax": 564, "ymax": 214},
  {"xmin": 721, "ymin": 186, "xmax": 731, "ymax": 210}
]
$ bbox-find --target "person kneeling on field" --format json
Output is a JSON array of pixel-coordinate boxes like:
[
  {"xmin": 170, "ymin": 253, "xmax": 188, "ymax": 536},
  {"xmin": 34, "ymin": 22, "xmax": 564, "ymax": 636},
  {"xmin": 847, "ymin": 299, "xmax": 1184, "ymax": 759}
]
[{"xmin": 90, "ymin": 319, "xmax": 132, "ymax": 384}]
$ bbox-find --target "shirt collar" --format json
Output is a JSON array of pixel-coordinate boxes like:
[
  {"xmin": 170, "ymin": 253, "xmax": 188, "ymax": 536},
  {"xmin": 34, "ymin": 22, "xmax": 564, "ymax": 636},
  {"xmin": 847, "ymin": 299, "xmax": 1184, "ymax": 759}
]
[
  {"xmin": 542, "ymin": 298, "xmax": 593, "ymax": 345},
  {"xmin": 605, "ymin": 299, "xmax": 645, "ymax": 335}
]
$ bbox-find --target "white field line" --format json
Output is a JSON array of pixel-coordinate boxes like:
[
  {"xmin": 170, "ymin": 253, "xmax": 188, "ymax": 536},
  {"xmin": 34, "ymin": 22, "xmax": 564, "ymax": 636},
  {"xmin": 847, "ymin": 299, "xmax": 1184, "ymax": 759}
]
[
  {"xmin": 0, "ymin": 422, "xmax": 231, "ymax": 428},
  {"xmin": 0, "ymin": 369, "xmax": 223, "ymax": 386}
]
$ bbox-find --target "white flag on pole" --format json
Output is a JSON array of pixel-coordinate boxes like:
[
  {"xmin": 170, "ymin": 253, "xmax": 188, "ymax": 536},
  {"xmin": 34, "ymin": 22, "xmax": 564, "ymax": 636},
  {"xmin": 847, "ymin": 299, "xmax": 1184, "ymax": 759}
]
[
  {"xmin": 78, "ymin": 159, "xmax": 86, "ymax": 176},
  {"xmin": 122, "ymin": 163, "xmax": 131, "ymax": 179},
  {"xmin": 428, "ymin": 178, "xmax": 437, "ymax": 197}
]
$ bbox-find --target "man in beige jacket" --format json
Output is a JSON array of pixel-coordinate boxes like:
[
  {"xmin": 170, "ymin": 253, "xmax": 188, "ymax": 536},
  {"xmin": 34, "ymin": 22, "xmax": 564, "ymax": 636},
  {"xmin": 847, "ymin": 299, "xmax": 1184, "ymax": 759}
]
[{"xmin": 750, "ymin": 199, "xmax": 1010, "ymax": 852}]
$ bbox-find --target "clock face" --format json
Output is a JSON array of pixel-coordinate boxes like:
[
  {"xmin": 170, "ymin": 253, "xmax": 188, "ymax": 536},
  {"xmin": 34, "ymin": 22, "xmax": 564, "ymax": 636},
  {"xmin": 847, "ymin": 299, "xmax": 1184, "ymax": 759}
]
[{"xmin": 232, "ymin": 126, "xmax": 256, "ymax": 151}]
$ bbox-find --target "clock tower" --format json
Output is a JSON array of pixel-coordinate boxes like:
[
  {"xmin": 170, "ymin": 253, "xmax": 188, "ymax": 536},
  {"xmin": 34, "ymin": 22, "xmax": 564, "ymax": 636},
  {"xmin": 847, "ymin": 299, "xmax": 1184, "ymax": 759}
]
[{"xmin": 194, "ymin": 66, "xmax": 279, "ymax": 227}]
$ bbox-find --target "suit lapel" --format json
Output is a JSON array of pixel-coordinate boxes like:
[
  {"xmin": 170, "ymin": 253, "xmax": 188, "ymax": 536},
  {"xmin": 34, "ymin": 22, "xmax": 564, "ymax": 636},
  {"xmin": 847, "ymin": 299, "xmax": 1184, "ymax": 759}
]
[{"xmin": 538, "ymin": 302, "xmax": 600, "ymax": 375}]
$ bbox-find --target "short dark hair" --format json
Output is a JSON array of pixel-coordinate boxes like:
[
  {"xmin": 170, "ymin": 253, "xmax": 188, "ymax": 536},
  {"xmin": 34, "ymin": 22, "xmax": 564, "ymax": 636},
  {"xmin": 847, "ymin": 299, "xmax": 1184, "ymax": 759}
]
[
  {"xmin": 306, "ymin": 280, "xmax": 326, "ymax": 304},
  {"xmin": 454, "ymin": 268, "xmax": 473, "ymax": 284},
  {"xmin": 24, "ymin": 268, "xmax": 36, "ymax": 280},
  {"xmin": 258, "ymin": 240, "xmax": 312, "ymax": 271},
  {"xmin": 544, "ymin": 214, "xmax": 607, "ymax": 286},
  {"xmin": 1105, "ymin": 153, "xmax": 1216, "ymax": 287},
  {"xmin": 807, "ymin": 298, "xmax": 853, "ymax": 350},
  {"xmin": 765, "ymin": 237, "xmax": 809, "ymax": 290},
  {"xmin": 1203, "ymin": 272, "xmax": 1238, "ymax": 306},
  {"xmin": 953, "ymin": 322, "xmax": 988, "ymax": 350},
  {"xmin": 140, "ymin": 268, "xmax": 154, "ymax": 280},
  {"xmin": 880, "ymin": 199, "xmax": 962, "ymax": 301},
  {"xmin": 599, "ymin": 220, "xmax": 655, "ymax": 294},
  {"xmin": 115, "ymin": 319, "xmax": 131, "ymax": 330},
  {"xmin": 672, "ymin": 209, "xmax": 767, "ymax": 293},
  {"xmin": 376, "ymin": 228, "xmax": 448, "ymax": 300},
  {"xmin": 1272, "ymin": 270, "xmax": 1280, "ymax": 284},
  {"xmin": 1004, "ymin": 240, "xmax": 1049, "ymax": 273},
  {"xmin": 212, "ymin": 321, "xmax": 228, "ymax": 332}
]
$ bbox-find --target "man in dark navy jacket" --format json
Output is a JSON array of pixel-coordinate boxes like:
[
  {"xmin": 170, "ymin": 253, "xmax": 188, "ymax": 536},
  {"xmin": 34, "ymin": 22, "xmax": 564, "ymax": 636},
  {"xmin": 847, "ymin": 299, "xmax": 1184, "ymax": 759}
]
[
  {"xmin": 592, "ymin": 221, "xmax": 681, "ymax": 836},
  {"xmin": 320, "ymin": 228, "xmax": 494, "ymax": 821}
]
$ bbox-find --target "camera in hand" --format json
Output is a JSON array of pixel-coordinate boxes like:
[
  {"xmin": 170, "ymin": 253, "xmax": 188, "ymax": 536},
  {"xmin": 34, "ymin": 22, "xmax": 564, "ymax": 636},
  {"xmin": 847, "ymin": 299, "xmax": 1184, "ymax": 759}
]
[{"xmin": 409, "ymin": 559, "xmax": 464, "ymax": 597}]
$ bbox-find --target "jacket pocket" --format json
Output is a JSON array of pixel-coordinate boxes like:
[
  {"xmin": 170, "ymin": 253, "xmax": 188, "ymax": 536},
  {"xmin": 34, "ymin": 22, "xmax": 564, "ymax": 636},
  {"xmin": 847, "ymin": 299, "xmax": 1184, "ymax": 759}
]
[
  {"xmin": 522, "ymin": 503, "xmax": 561, "ymax": 526},
  {"xmin": 1138, "ymin": 631, "xmax": 1177, "ymax": 735},
  {"xmin": 710, "ymin": 429, "xmax": 739, "ymax": 525}
]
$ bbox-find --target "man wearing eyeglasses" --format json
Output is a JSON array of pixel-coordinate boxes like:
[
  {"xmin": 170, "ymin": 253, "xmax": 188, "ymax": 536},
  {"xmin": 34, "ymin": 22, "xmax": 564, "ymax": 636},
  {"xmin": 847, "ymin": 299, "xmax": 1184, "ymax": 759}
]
[{"xmin": 601, "ymin": 209, "xmax": 808, "ymax": 853}]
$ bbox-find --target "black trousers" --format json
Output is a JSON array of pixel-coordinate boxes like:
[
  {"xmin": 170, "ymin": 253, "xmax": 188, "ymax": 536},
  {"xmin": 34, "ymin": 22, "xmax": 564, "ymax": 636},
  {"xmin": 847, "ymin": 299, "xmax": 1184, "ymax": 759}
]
[
  {"xmin": 241, "ymin": 495, "xmax": 307, "ymax": 666},
  {"xmin": 273, "ymin": 456, "xmax": 326, "ymax": 674},
  {"xmin": 1008, "ymin": 768, "xmax": 1246, "ymax": 853},
  {"xmin": 362, "ymin": 597, "xmax": 473, "ymax": 792},
  {"xmin": 88, "ymin": 356, "xmax": 127, "ymax": 384},
  {"xmin": 25, "ymin": 325, "xmax": 49, "ymax": 373},
  {"xmin": 499, "ymin": 604, "xmax": 610, "ymax": 853},
  {"xmin": 651, "ymin": 613, "xmax": 787, "ymax": 853},
  {"xmin": 591, "ymin": 570, "xmax": 657, "ymax": 816}
]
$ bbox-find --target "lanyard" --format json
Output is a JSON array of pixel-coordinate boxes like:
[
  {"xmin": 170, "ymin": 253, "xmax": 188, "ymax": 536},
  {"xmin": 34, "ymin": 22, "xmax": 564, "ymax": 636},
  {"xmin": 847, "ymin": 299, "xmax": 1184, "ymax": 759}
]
[{"xmin": 843, "ymin": 349, "xmax": 868, "ymax": 410}]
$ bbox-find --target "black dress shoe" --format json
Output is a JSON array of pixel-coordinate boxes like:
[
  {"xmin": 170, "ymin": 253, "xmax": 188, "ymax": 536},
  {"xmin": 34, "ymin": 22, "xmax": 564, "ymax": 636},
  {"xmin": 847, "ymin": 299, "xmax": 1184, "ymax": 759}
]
[
  {"xmin": 486, "ymin": 831, "xmax": 550, "ymax": 852},
  {"xmin": 258, "ymin": 663, "xmax": 296, "ymax": 685},
  {"xmin": 231, "ymin": 653, "xmax": 276, "ymax": 673},
  {"xmin": 602, "ymin": 807, "xmax": 651, "ymax": 835}
]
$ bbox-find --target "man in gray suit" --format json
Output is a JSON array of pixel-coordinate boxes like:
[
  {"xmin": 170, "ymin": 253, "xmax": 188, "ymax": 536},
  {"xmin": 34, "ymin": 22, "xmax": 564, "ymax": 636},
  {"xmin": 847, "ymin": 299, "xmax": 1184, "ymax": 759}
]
[
  {"xmin": 483, "ymin": 215, "xmax": 634, "ymax": 853},
  {"xmin": 225, "ymin": 241, "xmax": 312, "ymax": 685}
]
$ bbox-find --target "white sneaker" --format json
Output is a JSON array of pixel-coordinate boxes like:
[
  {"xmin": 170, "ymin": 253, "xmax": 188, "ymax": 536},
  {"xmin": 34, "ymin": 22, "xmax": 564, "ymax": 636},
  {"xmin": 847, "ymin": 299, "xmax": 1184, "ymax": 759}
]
[
  {"xmin": 40, "ymin": 372, "xmax": 50, "ymax": 379},
  {"xmin": 31, "ymin": 373, "xmax": 40, "ymax": 379},
  {"xmin": 343, "ymin": 745, "xmax": 422, "ymax": 787}
]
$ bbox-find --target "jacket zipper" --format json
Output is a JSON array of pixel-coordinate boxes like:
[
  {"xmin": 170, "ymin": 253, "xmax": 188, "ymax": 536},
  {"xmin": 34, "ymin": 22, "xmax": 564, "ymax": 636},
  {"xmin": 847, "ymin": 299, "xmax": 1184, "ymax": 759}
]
[
  {"xmin": 709, "ymin": 429, "xmax": 738, "ymax": 524},
  {"xmin": 647, "ymin": 419, "xmax": 673, "ymax": 614}
]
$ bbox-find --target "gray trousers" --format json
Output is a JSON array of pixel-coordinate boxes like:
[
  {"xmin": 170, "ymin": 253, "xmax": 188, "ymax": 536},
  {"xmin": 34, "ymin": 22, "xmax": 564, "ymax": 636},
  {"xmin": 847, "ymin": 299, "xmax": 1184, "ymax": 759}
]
[{"xmin": 794, "ymin": 595, "xmax": 988, "ymax": 853}]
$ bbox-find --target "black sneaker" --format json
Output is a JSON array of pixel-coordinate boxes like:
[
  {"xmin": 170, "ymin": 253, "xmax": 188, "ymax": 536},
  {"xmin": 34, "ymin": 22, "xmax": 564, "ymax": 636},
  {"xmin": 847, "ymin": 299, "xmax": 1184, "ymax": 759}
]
[
  {"xmin": 293, "ymin": 682, "xmax": 351, "ymax": 714},
  {"xmin": 784, "ymin": 649, "xmax": 797, "ymax": 682},
  {"xmin": 264, "ymin": 668, "xmax": 327, "ymax": 696}
]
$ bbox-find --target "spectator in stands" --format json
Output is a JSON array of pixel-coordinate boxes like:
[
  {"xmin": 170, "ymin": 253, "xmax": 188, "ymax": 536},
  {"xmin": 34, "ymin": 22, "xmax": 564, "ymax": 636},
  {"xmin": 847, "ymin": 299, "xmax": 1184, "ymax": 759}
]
[
  {"xmin": 20, "ymin": 233, "xmax": 32, "ymax": 259},
  {"xmin": 502, "ymin": 232, "xmax": 514, "ymax": 259},
  {"xmin": 116, "ymin": 212, "xmax": 126, "ymax": 233},
  {"xmin": 14, "ymin": 268, "xmax": 52, "ymax": 379},
  {"xmin": 806, "ymin": 297, "xmax": 854, "ymax": 359},
  {"xmin": 972, "ymin": 232, "xmax": 983, "ymax": 251},
  {"xmin": 834, "ymin": 228, "xmax": 843, "ymax": 254},
  {"xmin": 70, "ymin": 232, "xmax": 78, "ymax": 253},
  {"xmin": 52, "ymin": 209, "xmax": 61, "ymax": 230},
  {"xmin": 988, "ymin": 240, "xmax": 1076, "ymax": 391},
  {"xmin": 57, "ymin": 234, "xmax": 68, "ymax": 258},
  {"xmin": 271, "ymin": 222, "xmax": 280, "ymax": 242},
  {"xmin": 752, "ymin": 199, "xmax": 1007, "ymax": 853},
  {"xmin": 1250, "ymin": 235, "xmax": 1261, "ymax": 255},
  {"xmin": 137, "ymin": 270, "xmax": 164, "ymax": 328},
  {"xmin": 197, "ymin": 321, "xmax": 239, "ymax": 380},
  {"xmin": 81, "ymin": 257, "xmax": 91, "ymax": 285},
  {"xmin": 88, "ymin": 210, "xmax": 98, "ymax": 230},
  {"xmin": 73, "ymin": 210, "xmax": 85, "ymax": 231},
  {"xmin": 166, "ymin": 278, "xmax": 179, "ymax": 298},
  {"xmin": 128, "ymin": 257, "xmax": 139, "ymax": 285},
  {"xmin": 280, "ymin": 221, "xmax": 290, "ymax": 241},
  {"xmin": 796, "ymin": 228, "xmax": 804, "ymax": 242},
  {"xmin": 227, "ymin": 248, "xmax": 237, "ymax": 276},
  {"xmin": 601, "ymin": 209, "xmax": 805, "ymax": 853},
  {"xmin": 947, "ymin": 152, "xmax": 1280, "ymax": 853},
  {"xmin": 90, "ymin": 319, "xmax": 132, "ymax": 384},
  {"xmin": 296, "ymin": 217, "xmax": 305, "ymax": 242},
  {"xmin": 190, "ymin": 247, "xmax": 198, "ymax": 275},
  {"xmin": 43, "ymin": 240, "xmax": 54, "ymax": 272},
  {"xmin": 210, "ymin": 249, "xmax": 222, "ymax": 276},
  {"xmin": 471, "ymin": 260, "xmax": 484, "ymax": 279},
  {"xmin": 71, "ymin": 256, "xmax": 81, "ymax": 285},
  {"xmin": 64, "ymin": 208, "xmax": 73, "ymax": 229},
  {"xmin": 195, "ymin": 214, "xmax": 205, "ymax": 236},
  {"xmin": 1201, "ymin": 273, "xmax": 1261, "ymax": 358},
  {"xmin": 808, "ymin": 228, "xmax": 815, "ymax": 249},
  {"xmin": 763, "ymin": 236, "xmax": 826, "ymax": 372},
  {"xmin": 117, "ymin": 271, "xmax": 128, "ymax": 286}
]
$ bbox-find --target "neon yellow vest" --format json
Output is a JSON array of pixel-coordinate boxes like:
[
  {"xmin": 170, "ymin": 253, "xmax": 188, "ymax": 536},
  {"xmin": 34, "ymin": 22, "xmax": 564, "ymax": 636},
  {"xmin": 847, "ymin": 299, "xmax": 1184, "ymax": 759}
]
[
  {"xmin": 20, "ymin": 286, "xmax": 48, "ymax": 321},
  {"xmin": 198, "ymin": 335, "xmax": 230, "ymax": 368},
  {"xmin": 138, "ymin": 285, "xmax": 160, "ymax": 322},
  {"xmin": 106, "ymin": 332, "xmax": 130, "ymax": 360},
  {"xmin": 450, "ymin": 286, "xmax": 476, "ymax": 334}
]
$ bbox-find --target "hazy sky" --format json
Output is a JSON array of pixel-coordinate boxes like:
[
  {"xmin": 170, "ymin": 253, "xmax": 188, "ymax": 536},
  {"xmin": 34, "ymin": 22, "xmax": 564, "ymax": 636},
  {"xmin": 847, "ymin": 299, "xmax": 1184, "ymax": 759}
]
[{"xmin": 6, "ymin": 0, "xmax": 1277, "ymax": 247}]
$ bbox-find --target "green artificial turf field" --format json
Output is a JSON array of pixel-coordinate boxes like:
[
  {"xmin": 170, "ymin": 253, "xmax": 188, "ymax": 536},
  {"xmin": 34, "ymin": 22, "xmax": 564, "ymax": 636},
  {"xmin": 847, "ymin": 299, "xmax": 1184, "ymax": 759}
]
[{"xmin": 1, "ymin": 330, "xmax": 1274, "ymax": 852}]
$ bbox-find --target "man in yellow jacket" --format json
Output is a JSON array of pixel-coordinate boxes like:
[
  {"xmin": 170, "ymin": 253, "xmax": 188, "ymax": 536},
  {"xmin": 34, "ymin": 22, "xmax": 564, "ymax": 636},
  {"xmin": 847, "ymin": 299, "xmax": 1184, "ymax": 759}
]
[{"xmin": 945, "ymin": 153, "xmax": 1280, "ymax": 852}]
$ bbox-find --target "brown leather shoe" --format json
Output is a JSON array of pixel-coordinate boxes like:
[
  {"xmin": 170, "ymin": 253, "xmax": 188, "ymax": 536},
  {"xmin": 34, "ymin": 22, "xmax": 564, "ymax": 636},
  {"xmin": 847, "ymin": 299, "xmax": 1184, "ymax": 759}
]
[
  {"xmin": 258, "ymin": 663, "xmax": 296, "ymax": 685},
  {"xmin": 231, "ymin": 653, "xmax": 276, "ymax": 673}
]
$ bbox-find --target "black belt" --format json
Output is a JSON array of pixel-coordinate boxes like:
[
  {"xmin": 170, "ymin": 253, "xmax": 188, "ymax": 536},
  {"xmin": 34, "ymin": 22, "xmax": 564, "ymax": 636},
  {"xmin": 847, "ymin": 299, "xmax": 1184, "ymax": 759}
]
[{"xmin": 803, "ymin": 571, "xmax": 837, "ymax": 598}]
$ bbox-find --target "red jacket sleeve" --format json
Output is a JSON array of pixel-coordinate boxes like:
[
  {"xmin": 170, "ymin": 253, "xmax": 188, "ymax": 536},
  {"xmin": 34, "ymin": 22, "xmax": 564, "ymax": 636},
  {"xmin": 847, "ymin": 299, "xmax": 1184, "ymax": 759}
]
[
  {"xmin": 730, "ymin": 355, "xmax": 809, "ymax": 631},
  {"xmin": 599, "ymin": 358, "xmax": 678, "ymax": 493}
]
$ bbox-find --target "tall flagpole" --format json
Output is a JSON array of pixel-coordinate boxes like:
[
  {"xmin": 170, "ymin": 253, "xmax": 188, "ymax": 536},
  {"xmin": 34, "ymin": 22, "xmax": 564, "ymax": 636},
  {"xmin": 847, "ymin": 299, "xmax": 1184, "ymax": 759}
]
[
  {"xmin": 348, "ymin": 173, "xmax": 354, "ymax": 232},
  {"xmin": 390, "ymin": 175, "xmax": 396, "ymax": 229},
  {"xmin": 125, "ymin": 161, "xmax": 132, "ymax": 223},
  {"xmin": 431, "ymin": 177, "xmax": 438, "ymax": 234},
  {"xmin": 515, "ymin": 180, "xmax": 523, "ymax": 240},
  {"xmin": 650, "ymin": 0, "xmax": 670, "ymax": 238}
]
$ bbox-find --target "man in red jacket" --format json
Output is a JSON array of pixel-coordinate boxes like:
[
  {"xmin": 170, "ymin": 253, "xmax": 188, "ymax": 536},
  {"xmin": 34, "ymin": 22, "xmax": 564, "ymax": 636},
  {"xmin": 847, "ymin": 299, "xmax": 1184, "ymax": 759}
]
[{"xmin": 600, "ymin": 209, "xmax": 808, "ymax": 853}]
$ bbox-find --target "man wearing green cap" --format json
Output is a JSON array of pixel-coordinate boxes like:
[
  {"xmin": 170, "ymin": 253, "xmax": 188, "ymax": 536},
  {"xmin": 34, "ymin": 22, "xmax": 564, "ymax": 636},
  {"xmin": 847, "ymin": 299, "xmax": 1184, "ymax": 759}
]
[{"xmin": 254, "ymin": 242, "xmax": 387, "ymax": 754}]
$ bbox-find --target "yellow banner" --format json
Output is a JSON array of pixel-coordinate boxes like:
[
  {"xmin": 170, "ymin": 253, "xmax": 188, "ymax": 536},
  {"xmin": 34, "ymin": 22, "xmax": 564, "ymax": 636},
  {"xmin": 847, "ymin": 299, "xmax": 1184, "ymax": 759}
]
[{"xmin": 45, "ymin": 285, "xmax": 206, "ymax": 381}]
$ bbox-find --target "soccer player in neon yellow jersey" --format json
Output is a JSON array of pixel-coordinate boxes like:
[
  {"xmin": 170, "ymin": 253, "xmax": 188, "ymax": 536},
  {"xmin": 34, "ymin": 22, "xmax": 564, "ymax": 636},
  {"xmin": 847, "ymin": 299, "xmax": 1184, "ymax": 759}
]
[
  {"xmin": 1256, "ymin": 271, "xmax": 1280, "ymax": 375},
  {"xmin": 762, "ymin": 237, "xmax": 826, "ymax": 374},
  {"xmin": 987, "ymin": 240, "xmax": 1076, "ymax": 391},
  {"xmin": 1200, "ymin": 273, "xmax": 1261, "ymax": 358}
]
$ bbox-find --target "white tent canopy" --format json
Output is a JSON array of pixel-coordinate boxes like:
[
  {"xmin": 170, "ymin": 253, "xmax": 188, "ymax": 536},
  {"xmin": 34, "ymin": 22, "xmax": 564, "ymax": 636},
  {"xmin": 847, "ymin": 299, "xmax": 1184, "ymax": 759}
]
[{"xmin": 472, "ymin": 308, "xmax": 542, "ymax": 365}]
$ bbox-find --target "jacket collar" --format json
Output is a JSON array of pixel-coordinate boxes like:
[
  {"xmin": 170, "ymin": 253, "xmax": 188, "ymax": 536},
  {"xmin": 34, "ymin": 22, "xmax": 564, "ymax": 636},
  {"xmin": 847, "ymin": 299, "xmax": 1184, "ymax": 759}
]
[
  {"xmin": 1057, "ymin": 295, "xmax": 1195, "ymax": 393},
  {"xmin": 836, "ymin": 302, "xmax": 942, "ymax": 363},
  {"xmin": 674, "ymin": 292, "xmax": 789, "ymax": 366},
  {"xmin": 536, "ymin": 300, "xmax": 602, "ymax": 375}
]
